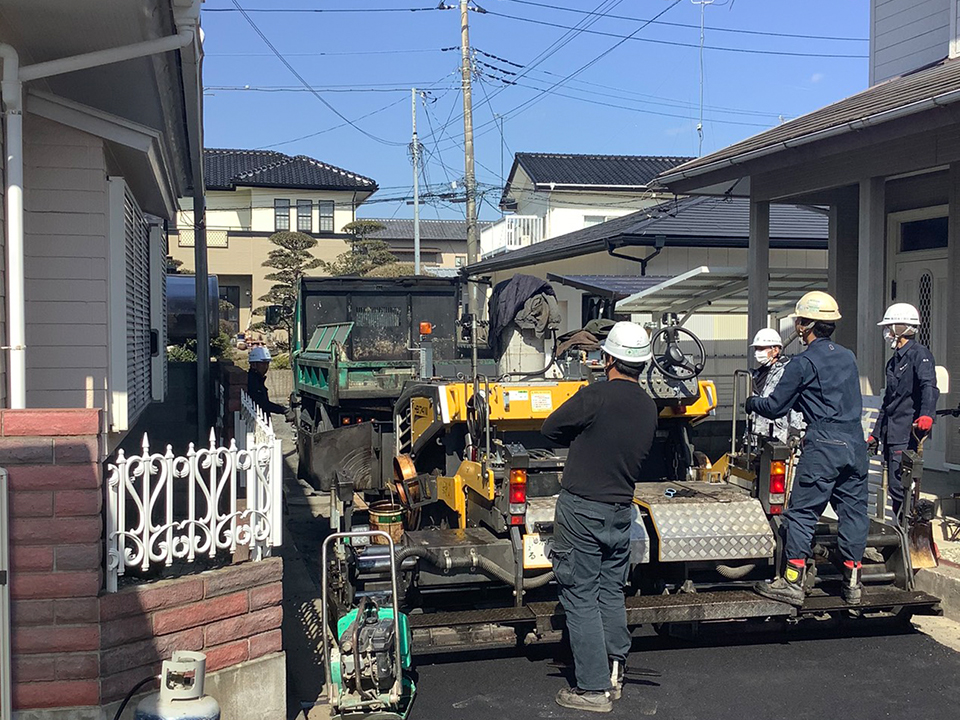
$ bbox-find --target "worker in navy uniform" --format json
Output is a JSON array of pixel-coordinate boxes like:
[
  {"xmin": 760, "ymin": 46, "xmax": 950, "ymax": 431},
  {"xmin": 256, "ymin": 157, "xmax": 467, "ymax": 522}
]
[
  {"xmin": 868, "ymin": 303, "xmax": 939, "ymax": 518},
  {"xmin": 745, "ymin": 292, "xmax": 868, "ymax": 606},
  {"xmin": 542, "ymin": 321, "xmax": 658, "ymax": 713},
  {"xmin": 247, "ymin": 346, "xmax": 288, "ymax": 416}
]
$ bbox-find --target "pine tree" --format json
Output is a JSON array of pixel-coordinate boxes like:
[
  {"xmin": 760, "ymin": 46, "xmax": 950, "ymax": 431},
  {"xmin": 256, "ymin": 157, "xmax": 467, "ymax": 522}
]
[
  {"xmin": 254, "ymin": 231, "xmax": 322, "ymax": 344},
  {"xmin": 321, "ymin": 220, "xmax": 398, "ymax": 276}
]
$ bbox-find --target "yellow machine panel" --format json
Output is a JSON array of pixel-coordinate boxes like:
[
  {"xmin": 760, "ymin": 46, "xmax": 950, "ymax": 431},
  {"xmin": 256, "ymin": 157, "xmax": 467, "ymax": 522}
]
[
  {"xmin": 436, "ymin": 460, "xmax": 495, "ymax": 529},
  {"xmin": 436, "ymin": 474, "xmax": 465, "ymax": 525},
  {"xmin": 410, "ymin": 397, "xmax": 435, "ymax": 445},
  {"xmin": 443, "ymin": 381, "xmax": 586, "ymax": 431},
  {"xmin": 658, "ymin": 380, "xmax": 718, "ymax": 420}
]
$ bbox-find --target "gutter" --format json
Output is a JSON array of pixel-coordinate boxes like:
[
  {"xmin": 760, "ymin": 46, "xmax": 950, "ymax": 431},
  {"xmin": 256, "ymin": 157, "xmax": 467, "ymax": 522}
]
[
  {"xmin": 658, "ymin": 86, "xmax": 960, "ymax": 187},
  {"xmin": 0, "ymin": 7, "xmax": 198, "ymax": 409}
]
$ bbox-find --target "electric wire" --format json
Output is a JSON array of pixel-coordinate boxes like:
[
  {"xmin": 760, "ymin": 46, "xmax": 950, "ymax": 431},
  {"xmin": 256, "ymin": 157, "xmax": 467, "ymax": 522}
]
[{"xmin": 229, "ymin": 0, "xmax": 407, "ymax": 147}]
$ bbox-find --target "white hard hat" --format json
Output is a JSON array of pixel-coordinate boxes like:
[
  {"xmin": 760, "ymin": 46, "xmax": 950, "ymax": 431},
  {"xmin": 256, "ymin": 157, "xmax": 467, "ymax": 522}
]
[
  {"xmin": 249, "ymin": 346, "xmax": 272, "ymax": 362},
  {"xmin": 877, "ymin": 302, "xmax": 920, "ymax": 327},
  {"xmin": 751, "ymin": 328, "xmax": 783, "ymax": 348},
  {"xmin": 601, "ymin": 321, "xmax": 652, "ymax": 364},
  {"xmin": 791, "ymin": 291, "xmax": 842, "ymax": 322}
]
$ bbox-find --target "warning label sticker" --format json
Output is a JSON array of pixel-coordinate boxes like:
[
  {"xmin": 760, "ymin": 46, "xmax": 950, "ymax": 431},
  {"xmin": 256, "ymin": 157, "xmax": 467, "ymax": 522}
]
[{"xmin": 531, "ymin": 392, "xmax": 553, "ymax": 413}]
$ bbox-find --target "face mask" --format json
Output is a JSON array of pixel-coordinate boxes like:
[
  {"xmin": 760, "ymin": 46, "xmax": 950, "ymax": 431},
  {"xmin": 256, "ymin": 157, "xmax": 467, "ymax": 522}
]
[
  {"xmin": 884, "ymin": 329, "xmax": 898, "ymax": 350},
  {"xmin": 755, "ymin": 350, "xmax": 773, "ymax": 366}
]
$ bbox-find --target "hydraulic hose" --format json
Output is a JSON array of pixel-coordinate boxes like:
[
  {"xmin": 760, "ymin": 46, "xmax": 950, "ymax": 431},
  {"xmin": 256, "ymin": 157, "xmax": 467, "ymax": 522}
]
[
  {"xmin": 715, "ymin": 562, "xmax": 757, "ymax": 580},
  {"xmin": 394, "ymin": 546, "xmax": 554, "ymax": 589}
]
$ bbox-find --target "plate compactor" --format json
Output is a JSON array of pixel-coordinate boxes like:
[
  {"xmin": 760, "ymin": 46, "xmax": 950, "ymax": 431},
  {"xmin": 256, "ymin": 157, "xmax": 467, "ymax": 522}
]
[{"xmin": 322, "ymin": 531, "xmax": 415, "ymax": 720}]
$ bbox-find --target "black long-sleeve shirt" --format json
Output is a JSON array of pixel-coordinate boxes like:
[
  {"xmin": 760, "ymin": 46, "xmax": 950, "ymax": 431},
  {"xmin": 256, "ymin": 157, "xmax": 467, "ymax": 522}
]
[
  {"xmin": 541, "ymin": 379, "xmax": 658, "ymax": 504},
  {"xmin": 247, "ymin": 371, "xmax": 286, "ymax": 415}
]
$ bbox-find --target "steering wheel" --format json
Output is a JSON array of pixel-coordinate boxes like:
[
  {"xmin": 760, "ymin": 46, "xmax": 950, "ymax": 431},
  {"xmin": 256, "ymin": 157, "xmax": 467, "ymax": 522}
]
[{"xmin": 650, "ymin": 326, "xmax": 706, "ymax": 381}]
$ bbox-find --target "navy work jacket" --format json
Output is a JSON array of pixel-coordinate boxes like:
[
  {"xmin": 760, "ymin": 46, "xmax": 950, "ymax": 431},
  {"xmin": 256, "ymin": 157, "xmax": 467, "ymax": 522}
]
[
  {"xmin": 749, "ymin": 338, "xmax": 863, "ymax": 430},
  {"xmin": 872, "ymin": 339, "xmax": 939, "ymax": 447}
]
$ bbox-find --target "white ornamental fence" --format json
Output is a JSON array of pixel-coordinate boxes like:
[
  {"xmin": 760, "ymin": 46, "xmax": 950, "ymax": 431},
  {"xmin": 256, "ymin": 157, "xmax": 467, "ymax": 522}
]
[{"xmin": 105, "ymin": 391, "xmax": 283, "ymax": 592}]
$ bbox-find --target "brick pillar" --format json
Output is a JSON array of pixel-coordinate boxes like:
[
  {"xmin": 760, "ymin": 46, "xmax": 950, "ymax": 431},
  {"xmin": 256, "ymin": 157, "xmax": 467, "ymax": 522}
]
[
  {"xmin": 3, "ymin": 409, "xmax": 103, "ymax": 710},
  {"xmin": 221, "ymin": 363, "xmax": 247, "ymax": 442}
]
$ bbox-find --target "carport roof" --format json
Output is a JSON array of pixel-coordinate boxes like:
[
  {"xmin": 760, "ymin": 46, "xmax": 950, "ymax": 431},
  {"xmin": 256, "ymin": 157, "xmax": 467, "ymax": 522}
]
[
  {"xmin": 615, "ymin": 266, "xmax": 828, "ymax": 317},
  {"xmin": 657, "ymin": 57, "xmax": 960, "ymax": 190},
  {"xmin": 546, "ymin": 274, "xmax": 671, "ymax": 299}
]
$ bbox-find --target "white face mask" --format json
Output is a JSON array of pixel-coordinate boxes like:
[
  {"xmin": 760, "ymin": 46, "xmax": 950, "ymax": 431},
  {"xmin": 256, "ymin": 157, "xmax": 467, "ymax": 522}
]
[
  {"xmin": 883, "ymin": 329, "xmax": 898, "ymax": 350},
  {"xmin": 755, "ymin": 349, "xmax": 774, "ymax": 366}
]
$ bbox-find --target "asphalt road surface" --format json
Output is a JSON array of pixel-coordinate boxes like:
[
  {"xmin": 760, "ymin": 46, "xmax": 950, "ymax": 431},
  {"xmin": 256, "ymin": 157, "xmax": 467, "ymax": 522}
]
[{"xmin": 408, "ymin": 618, "xmax": 960, "ymax": 720}]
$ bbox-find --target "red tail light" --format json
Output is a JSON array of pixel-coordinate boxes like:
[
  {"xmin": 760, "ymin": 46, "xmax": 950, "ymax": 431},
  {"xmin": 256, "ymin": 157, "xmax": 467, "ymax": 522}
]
[
  {"xmin": 509, "ymin": 468, "xmax": 527, "ymax": 505},
  {"xmin": 770, "ymin": 505, "xmax": 783, "ymax": 515},
  {"xmin": 769, "ymin": 461, "xmax": 786, "ymax": 495}
]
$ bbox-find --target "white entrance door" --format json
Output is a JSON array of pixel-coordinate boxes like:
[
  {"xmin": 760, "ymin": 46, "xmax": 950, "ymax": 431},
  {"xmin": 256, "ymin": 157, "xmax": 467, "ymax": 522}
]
[{"xmin": 892, "ymin": 256, "xmax": 948, "ymax": 468}]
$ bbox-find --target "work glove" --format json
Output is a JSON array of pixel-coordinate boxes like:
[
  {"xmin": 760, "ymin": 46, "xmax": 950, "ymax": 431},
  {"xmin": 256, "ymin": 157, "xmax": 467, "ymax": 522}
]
[
  {"xmin": 744, "ymin": 396, "xmax": 758, "ymax": 415},
  {"xmin": 914, "ymin": 415, "xmax": 934, "ymax": 434},
  {"xmin": 867, "ymin": 435, "xmax": 879, "ymax": 455}
]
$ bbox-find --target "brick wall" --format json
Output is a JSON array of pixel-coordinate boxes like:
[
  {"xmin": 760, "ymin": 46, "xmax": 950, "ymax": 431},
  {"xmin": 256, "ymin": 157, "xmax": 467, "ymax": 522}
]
[
  {"xmin": 97, "ymin": 557, "xmax": 283, "ymax": 703},
  {"xmin": 220, "ymin": 361, "xmax": 247, "ymax": 441},
  {"xmin": 3, "ymin": 408, "xmax": 284, "ymax": 712},
  {"xmin": 4, "ymin": 409, "xmax": 104, "ymax": 709}
]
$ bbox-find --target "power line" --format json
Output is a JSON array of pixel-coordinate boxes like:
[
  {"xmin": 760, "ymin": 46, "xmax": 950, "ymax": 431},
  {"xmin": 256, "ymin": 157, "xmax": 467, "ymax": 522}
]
[
  {"xmin": 206, "ymin": 47, "xmax": 458, "ymax": 57},
  {"xmin": 481, "ymin": 9, "xmax": 869, "ymax": 59},
  {"xmin": 502, "ymin": 0, "xmax": 868, "ymax": 42},
  {"xmin": 439, "ymin": 0, "xmax": 687, "ymax": 150},
  {"xmin": 206, "ymin": 85, "xmax": 441, "ymax": 94},
  {"xmin": 257, "ymin": 97, "xmax": 408, "ymax": 149},
  {"xmin": 204, "ymin": 5, "xmax": 443, "ymax": 13},
  {"xmin": 229, "ymin": 0, "xmax": 407, "ymax": 147}
]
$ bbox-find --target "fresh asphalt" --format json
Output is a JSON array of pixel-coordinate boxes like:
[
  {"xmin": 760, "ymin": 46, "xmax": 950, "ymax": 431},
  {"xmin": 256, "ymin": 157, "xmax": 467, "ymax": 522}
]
[{"xmin": 408, "ymin": 617, "xmax": 960, "ymax": 720}]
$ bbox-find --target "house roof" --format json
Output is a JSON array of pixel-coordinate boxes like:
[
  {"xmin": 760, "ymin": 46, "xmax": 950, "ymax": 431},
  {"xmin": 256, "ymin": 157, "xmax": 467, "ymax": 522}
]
[
  {"xmin": 204, "ymin": 149, "xmax": 378, "ymax": 192},
  {"xmin": 657, "ymin": 57, "xmax": 960, "ymax": 191},
  {"xmin": 365, "ymin": 218, "xmax": 484, "ymax": 243},
  {"xmin": 467, "ymin": 196, "xmax": 828, "ymax": 275}
]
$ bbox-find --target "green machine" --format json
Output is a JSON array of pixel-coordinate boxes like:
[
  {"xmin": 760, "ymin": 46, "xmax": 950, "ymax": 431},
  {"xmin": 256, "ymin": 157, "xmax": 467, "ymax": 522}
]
[{"xmin": 322, "ymin": 531, "xmax": 415, "ymax": 720}]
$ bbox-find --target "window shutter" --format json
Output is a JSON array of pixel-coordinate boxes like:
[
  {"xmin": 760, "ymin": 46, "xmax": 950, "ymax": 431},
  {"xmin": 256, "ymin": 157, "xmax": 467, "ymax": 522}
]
[
  {"xmin": 124, "ymin": 185, "xmax": 152, "ymax": 424},
  {"xmin": 150, "ymin": 224, "xmax": 168, "ymax": 402}
]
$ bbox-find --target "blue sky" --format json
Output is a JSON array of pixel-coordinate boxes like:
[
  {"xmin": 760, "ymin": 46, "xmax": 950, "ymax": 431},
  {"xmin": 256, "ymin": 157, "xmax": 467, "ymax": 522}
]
[{"xmin": 199, "ymin": 0, "xmax": 870, "ymax": 220}]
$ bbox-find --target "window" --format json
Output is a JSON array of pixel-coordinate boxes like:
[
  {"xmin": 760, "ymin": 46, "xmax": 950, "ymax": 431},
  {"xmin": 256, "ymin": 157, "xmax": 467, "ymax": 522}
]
[
  {"xmin": 455, "ymin": 256, "xmax": 465, "ymax": 267},
  {"xmin": 583, "ymin": 215, "xmax": 610, "ymax": 228},
  {"xmin": 900, "ymin": 216, "xmax": 948, "ymax": 252},
  {"xmin": 220, "ymin": 285, "xmax": 241, "ymax": 336},
  {"xmin": 918, "ymin": 272, "xmax": 933, "ymax": 348},
  {"xmin": 319, "ymin": 200, "xmax": 335, "ymax": 233},
  {"xmin": 274, "ymin": 199, "xmax": 290, "ymax": 231},
  {"xmin": 297, "ymin": 200, "xmax": 312, "ymax": 232}
]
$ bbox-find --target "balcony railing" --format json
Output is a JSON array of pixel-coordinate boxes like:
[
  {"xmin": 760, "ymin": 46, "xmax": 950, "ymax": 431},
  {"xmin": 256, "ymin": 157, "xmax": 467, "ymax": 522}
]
[{"xmin": 480, "ymin": 215, "xmax": 543, "ymax": 258}]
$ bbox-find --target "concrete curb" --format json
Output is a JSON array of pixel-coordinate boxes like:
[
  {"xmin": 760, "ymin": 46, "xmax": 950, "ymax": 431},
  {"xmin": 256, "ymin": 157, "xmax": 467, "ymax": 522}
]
[{"xmin": 915, "ymin": 564, "xmax": 960, "ymax": 621}]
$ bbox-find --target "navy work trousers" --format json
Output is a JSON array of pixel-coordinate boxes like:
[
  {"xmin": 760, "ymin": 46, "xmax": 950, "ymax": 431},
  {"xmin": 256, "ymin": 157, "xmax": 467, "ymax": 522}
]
[
  {"xmin": 884, "ymin": 440, "xmax": 917, "ymax": 517},
  {"xmin": 551, "ymin": 489, "xmax": 632, "ymax": 692},
  {"xmin": 784, "ymin": 422, "xmax": 869, "ymax": 563}
]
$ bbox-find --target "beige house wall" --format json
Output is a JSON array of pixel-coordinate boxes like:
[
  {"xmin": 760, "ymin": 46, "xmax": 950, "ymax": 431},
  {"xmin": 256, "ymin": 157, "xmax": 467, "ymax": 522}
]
[
  {"xmin": 0, "ymin": 104, "xmax": 5, "ymax": 407},
  {"xmin": 23, "ymin": 115, "xmax": 110, "ymax": 411}
]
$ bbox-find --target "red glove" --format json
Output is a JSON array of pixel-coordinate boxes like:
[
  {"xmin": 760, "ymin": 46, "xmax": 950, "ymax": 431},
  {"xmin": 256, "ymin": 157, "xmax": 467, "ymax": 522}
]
[{"xmin": 915, "ymin": 416, "xmax": 934, "ymax": 433}]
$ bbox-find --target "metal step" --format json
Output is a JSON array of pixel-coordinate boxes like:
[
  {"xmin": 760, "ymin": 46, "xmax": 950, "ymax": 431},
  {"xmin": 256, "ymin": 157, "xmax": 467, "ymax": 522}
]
[{"xmin": 798, "ymin": 588, "xmax": 940, "ymax": 615}]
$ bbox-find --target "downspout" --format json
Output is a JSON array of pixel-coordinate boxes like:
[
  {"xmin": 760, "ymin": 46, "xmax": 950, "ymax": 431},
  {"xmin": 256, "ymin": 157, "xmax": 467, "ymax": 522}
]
[
  {"xmin": 1, "ymin": 44, "xmax": 24, "ymax": 409},
  {"xmin": 0, "ymin": 26, "xmax": 196, "ymax": 409}
]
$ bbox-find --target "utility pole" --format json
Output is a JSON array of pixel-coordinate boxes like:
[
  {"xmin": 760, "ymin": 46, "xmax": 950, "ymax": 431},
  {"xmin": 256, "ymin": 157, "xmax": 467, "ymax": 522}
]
[
  {"xmin": 460, "ymin": 0, "xmax": 479, "ymax": 315},
  {"xmin": 411, "ymin": 88, "xmax": 421, "ymax": 275}
]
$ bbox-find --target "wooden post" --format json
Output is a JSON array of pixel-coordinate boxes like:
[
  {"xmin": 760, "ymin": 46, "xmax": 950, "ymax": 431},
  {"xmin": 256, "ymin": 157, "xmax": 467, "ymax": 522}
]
[
  {"xmin": 748, "ymin": 195, "xmax": 770, "ymax": 354},
  {"xmin": 857, "ymin": 177, "xmax": 886, "ymax": 395}
]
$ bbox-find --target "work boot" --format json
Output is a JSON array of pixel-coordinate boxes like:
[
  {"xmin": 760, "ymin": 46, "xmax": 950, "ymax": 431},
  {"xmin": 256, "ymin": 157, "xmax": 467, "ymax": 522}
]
[
  {"xmin": 841, "ymin": 561, "xmax": 863, "ymax": 605},
  {"xmin": 753, "ymin": 559, "xmax": 806, "ymax": 607},
  {"xmin": 608, "ymin": 658, "xmax": 626, "ymax": 700},
  {"xmin": 555, "ymin": 687, "xmax": 613, "ymax": 714}
]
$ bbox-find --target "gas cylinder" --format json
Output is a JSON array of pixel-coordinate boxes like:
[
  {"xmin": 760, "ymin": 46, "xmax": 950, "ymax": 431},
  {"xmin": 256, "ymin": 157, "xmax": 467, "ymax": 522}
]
[{"xmin": 135, "ymin": 651, "xmax": 220, "ymax": 720}]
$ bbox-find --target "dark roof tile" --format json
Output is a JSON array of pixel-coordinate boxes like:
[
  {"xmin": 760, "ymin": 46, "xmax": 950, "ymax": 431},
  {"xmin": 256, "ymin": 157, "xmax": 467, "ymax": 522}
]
[
  {"xmin": 204, "ymin": 148, "xmax": 377, "ymax": 191},
  {"xmin": 365, "ymin": 218, "xmax": 488, "ymax": 242},
  {"xmin": 514, "ymin": 153, "xmax": 693, "ymax": 188},
  {"xmin": 468, "ymin": 196, "xmax": 827, "ymax": 274}
]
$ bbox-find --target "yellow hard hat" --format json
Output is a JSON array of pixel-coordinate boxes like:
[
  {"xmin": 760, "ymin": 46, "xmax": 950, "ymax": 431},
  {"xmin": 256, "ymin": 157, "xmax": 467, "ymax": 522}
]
[{"xmin": 791, "ymin": 291, "xmax": 841, "ymax": 321}]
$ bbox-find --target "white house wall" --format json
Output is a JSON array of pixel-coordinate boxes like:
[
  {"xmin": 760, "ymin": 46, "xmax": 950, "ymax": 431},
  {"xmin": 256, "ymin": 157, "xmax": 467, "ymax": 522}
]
[
  {"xmin": 871, "ymin": 0, "xmax": 951, "ymax": 84},
  {"xmin": 23, "ymin": 115, "xmax": 110, "ymax": 410}
]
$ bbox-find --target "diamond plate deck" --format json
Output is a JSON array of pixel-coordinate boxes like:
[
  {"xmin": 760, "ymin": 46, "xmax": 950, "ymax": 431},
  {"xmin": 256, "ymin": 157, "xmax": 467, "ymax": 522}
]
[{"xmin": 635, "ymin": 482, "xmax": 775, "ymax": 562}]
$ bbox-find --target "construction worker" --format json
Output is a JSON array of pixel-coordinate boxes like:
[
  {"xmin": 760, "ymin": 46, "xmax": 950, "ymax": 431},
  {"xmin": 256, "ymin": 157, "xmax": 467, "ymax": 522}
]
[
  {"xmin": 746, "ymin": 292, "xmax": 868, "ymax": 606},
  {"xmin": 542, "ymin": 321, "xmax": 658, "ymax": 713},
  {"xmin": 247, "ymin": 346, "xmax": 288, "ymax": 416},
  {"xmin": 868, "ymin": 303, "xmax": 939, "ymax": 518},
  {"xmin": 749, "ymin": 328, "xmax": 805, "ymax": 445}
]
